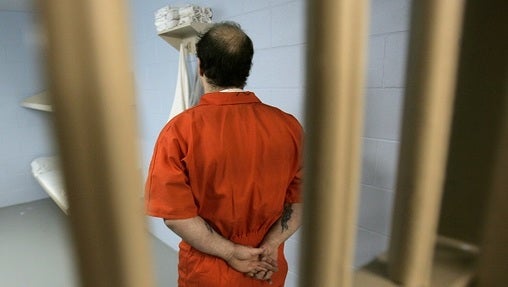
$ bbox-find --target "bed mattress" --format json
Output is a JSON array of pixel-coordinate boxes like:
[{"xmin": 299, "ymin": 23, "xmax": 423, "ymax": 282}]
[{"xmin": 31, "ymin": 156, "xmax": 68, "ymax": 213}]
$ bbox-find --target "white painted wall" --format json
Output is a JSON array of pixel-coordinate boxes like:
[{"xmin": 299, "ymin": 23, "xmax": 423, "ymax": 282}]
[
  {"xmin": 356, "ymin": 0, "xmax": 412, "ymax": 268},
  {"xmin": 0, "ymin": 10, "xmax": 53, "ymax": 208}
]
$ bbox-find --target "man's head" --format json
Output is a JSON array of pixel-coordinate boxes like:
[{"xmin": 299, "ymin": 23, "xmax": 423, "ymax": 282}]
[{"xmin": 196, "ymin": 22, "xmax": 254, "ymax": 89}]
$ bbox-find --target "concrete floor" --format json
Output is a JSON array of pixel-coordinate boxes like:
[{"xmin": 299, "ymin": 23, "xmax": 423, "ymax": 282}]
[{"xmin": 0, "ymin": 198, "xmax": 178, "ymax": 287}]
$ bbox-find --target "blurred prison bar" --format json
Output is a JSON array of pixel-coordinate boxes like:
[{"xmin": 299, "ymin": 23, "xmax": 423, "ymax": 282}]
[
  {"xmin": 38, "ymin": 0, "xmax": 506, "ymax": 286},
  {"xmin": 38, "ymin": 0, "xmax": 155, "ymax": 286},
  {"xmin": 302, "ymin": 0, "xmax": 507, "ymax": 286}
]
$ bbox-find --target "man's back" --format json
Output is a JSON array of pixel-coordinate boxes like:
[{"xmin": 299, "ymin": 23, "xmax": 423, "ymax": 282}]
[{"xmin": 178, "ymin": 91, "xmax": 302, "ymax": 242}]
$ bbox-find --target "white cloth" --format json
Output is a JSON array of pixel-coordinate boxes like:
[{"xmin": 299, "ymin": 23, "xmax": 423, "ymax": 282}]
[
  {"xmin": 189, "ymin": 67, "xmax": 204, "ymax": 107},
  {"xmin": 202, "ymin": 7, "xmax": 213, "ymax": 18},
  {"xmin": 155, "ymin": 5, "xmax": 212, "ymax": 32},
  {"xmin": 178, "ymin": 5, "xmax": 200, "ymax": 17},
  {"xmin": 155, "ymin": 6, "xmax": 170, "ymax": 17},
  {"xmin": 155, "ymin": 6, "xmax": 179, "ymax": 19},
  {"xmin": 178, "ymin": 5, "xmax": 212, "ymax": 24},
  {"xmin": 169, "ymin": 43, "xmax": 191, "ymax": 121},
  {"xmin": 154, "ymin": 6, "xmax": 180, "ymax": 32},
  {"xmin": 178, "ymin": 15, "xmax": 199, "ymax": 26},
  {"xmin": 155, "ymin": 14, "xmax": 179, "ymax": 23},
  {"xmin": 155, "ymin": 20, "xmax": 179, "ymax": 32}
]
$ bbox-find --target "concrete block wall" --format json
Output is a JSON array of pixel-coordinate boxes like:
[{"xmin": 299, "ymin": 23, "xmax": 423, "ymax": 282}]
[
  {"xmin": 0, "ymin": 11, "xmax": 53, "ymax": 208},
  {"xmin": 355, "ymin": 0, "xmax": 411, "ymax": 268}
]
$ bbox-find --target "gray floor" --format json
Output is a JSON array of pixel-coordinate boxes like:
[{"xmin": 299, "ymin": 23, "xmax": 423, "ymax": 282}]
[{"xmin": 0, "ymin": 198, "xmax": 178, "ymax": 287}]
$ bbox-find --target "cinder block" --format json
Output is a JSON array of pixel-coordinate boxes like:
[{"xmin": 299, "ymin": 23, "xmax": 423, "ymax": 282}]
[
  {"xmin": 271, "ymin": 1, "xmax": 306, "ymax": 47},
  {"xmin": 361, "ymin": 138, "xmax": 378, "ymax": 185},
  {"xmin": 363, "ymin": 88, "xmax": 404, "ymax": 140},
  {"xmin": 383, "ymin": 32, "xmax": 409, "ymax": 87},
  {"xmin": 231, "ymin": 9, "xmax": 272, "ymax": 49},
  {"xmin": 373, "ymin": 140, "xmax": 400, "ymax": 190},
  {"xmin": 367, "ymin": 36, "xmax": 385, "ymax": 88},
  {"xmin": 358, "ymin": 184, "xmax": 394, "ymax": 235},
  {"xmin": 369, "ymin": 0, "xmax": 411, "ymax": 35}
]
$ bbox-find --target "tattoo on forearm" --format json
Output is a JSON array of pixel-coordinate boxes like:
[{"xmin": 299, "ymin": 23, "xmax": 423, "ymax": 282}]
[
  {"xmin": 204, "ymin": 221, "xmax": 214, "ymax": 234},
  {"xmin": 281, "ymin": 203, "xmax": 293, "ymax": 232}
]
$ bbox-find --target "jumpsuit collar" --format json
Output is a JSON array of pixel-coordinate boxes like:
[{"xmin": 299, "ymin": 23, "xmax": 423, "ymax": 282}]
[{"xmin": 197, "ymin": 91, "xmax": 261, "ymax": 106}]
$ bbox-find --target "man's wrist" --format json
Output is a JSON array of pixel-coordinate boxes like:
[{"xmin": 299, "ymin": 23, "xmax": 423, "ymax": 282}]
[
  {"xmin": 261, "ymin": 239, "xmax": 280, "ymax": 251},
  {"xmin": 221, "ymin": 241, "xmax": 236, "ymax": 262}
]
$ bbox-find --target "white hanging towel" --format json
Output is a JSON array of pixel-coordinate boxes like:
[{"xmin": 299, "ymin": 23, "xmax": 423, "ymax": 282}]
[
  {"xmin": 189, "ymin": 66, "xmax": 204, "ymax": 107},
  {"xmin": 168, "ymin": 43, "xmax": 190, "ymax": 122}
]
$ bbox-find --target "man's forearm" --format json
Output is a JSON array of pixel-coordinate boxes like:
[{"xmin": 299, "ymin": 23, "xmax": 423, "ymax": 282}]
[
  {"xmin": 164, "ymin": 216, "xmax": 233, "ymax": 260},
  {"xmin": 261, "ymin": 203, "xmax": 303, "ymax": 248},
  {"xmin": 246, "ymin": 203, "xmax": 302, "ymax": 282}
]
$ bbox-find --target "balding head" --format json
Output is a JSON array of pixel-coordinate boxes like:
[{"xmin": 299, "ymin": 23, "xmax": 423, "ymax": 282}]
[{"xmin": 196, "ymin": 22, "xmax": 254, "ymax": 89}]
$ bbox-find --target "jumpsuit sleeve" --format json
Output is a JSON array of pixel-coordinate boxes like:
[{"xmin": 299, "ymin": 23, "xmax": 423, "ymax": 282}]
[
  {"xmin": 145, "ymin": 124, "xmax": 198, "ymax": 219},
  {"xmin": 285, "ymin": 166, "xmax": 302, "ymax": 203},
  {"xmin": 285, "ymin": 118, "xmax": 304, "ymax": 204}
]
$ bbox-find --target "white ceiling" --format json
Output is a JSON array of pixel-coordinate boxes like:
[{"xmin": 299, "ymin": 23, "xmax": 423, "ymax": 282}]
[{"xmin": 0, "ymin": 0, "xmax": 34, "ymax": 11}]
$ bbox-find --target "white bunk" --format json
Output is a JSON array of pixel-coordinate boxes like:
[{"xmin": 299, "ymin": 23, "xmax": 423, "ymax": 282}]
[
  {"xmin": 22, "ymin": 91, "xmax": 67, "ymax": 213},
  {"xmin": 30, "ymin": 156, "xmax": 67, "ymax": 213}
]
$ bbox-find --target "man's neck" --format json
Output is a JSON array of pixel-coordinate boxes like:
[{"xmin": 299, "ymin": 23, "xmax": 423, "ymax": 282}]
[
  {"xmin": 201, "ymin": 76, "xmax": 243, "ymax": 93},
  {"xmin": 204, "ymin": 84, "xmax": 243, "ymax": 94},
  {"xmin": 220, "ymin": 88, "xmax": 244, "ymax": 92}
]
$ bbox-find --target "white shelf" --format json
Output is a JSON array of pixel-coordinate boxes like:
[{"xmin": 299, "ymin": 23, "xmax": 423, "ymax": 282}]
[
  {"xmin": 21, "ymin": 91, "xmax": 53, "ymax": 112},
  {"xmin": 158, "ymin": 22, "xmax": 213, "ymax": 53},
  {"xmin": 31, "ymin": 157, "xmax": 68, "ymax": 214}
]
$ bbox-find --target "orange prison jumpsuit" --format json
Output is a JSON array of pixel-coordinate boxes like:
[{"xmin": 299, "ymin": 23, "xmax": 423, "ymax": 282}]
[{"xmin": 145, "ymin": 91, "xmax": 303, "ymax": 287}]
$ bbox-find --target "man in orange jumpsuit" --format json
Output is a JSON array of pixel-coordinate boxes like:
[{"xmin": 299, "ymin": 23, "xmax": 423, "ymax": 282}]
[{"xmin": 145, "ymin": 21, "xmax": 303, "ymax": 286}]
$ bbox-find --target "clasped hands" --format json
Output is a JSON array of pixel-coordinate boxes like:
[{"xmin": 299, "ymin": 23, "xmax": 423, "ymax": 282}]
[{"xmin": 225, "ymin": 243, "xmax": 278, "ymax": 284}]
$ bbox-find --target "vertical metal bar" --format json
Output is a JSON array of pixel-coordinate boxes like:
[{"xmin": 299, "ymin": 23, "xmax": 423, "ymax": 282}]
[
  {"xmin": 476, "ymin": 98, "xmax": 508, "ymax": 286},
  {"xmin": 438, "ymin": 0, "xmax": 508, "ymax": 250},
  {"xmin": 38, "ymin": 1, "xmax": 155, "ymax": 287},
  {"xmin": 300, "ymin": 0, "xmax": 368, "ymax": 286},
  {"xmin": 388, "ymin": 0, "xmax": 465, "ymax": 285},
  {"xmin": 459, "ymin": 1, "xmax": 508, "ymax": 285}
]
